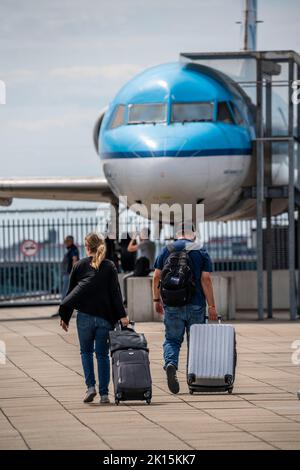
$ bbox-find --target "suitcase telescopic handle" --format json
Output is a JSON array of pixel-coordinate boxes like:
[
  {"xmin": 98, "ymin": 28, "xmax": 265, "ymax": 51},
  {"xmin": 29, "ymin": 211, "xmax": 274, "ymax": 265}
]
[
  {"xmin": 116, "ymin": 320, "xmax": 135, "ymax": 331},
  {"xmin": 205, "ymin": 314, "xmax": 222, "ymax": 324}
]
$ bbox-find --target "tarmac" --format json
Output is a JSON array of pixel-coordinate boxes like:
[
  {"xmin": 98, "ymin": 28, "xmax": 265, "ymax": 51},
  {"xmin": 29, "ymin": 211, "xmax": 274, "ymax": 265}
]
[{"xmin": 0, "ymin": 306, "xmax": 300, "ymax": 450}]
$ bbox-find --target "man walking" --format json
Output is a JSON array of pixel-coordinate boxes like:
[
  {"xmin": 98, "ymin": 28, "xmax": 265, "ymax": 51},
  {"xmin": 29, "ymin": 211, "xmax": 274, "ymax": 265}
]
[
  {"xmin": 61, "ymin": 235, "xmax": 79, "ymax": 299},
  {"xmin": 152, "ymin": 222, "xmax": 217, "ymax": 394}
]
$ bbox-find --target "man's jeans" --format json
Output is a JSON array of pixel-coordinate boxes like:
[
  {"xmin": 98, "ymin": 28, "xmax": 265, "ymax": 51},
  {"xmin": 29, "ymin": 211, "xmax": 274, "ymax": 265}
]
[
  {"xmin": 61, "ymin": 274, "xmax": 70, "ymax": 299},
  {"xmin": 163, "ymin": 304, "xmax": 206, "ymax": 369},
  {"xmin": 76, "ymin": 312, "xmax": 112, "ymax": 396}
]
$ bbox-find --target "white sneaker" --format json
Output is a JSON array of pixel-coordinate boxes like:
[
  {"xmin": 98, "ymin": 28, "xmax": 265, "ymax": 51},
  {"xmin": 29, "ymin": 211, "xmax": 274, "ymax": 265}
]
[{"xmin": 83, "ymin": 386, "xmax": 97, "ymax": 403}]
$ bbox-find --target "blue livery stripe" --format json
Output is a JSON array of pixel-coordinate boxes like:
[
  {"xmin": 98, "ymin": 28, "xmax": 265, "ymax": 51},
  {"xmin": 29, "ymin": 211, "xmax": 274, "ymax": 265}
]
[{"xmin": 101, "ymin": 148, "xmax": 252, "ymax": 159}]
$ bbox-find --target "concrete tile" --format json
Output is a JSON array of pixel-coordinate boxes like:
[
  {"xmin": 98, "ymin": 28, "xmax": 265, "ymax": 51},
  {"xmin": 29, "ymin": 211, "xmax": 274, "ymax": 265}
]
[
  {"xmin": 275, "ymin": 442, "xmax": 300, "ymax": 449},
  {"xmin": 0, "ymin": 437, "xmax": 28, "ymax": 450},
  {"xmin": 191, "ymin": 441, "xmax": 276, "ymax": 450},
  {"xmin": 251, "ymin": 431, "xmax": 300, "ymax": 442},
  {"xmin": 1, "ymin": 308, "xmax": 300, "ymax": 450}
]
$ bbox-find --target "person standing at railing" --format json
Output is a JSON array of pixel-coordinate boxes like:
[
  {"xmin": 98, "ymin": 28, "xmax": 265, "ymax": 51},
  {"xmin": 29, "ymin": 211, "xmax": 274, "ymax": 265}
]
[
  {"xmin": 122, "ymin": 227, "xmax": 156, "ymax": 307},
  {"xmin": 61, "ymin": 235, "xmax": 79, "ymax": 299}
]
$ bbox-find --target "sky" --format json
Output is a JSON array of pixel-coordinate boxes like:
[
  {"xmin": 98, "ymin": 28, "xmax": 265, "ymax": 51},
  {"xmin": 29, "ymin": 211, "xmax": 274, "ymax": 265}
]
[{"xmin": 1, "ymin": 0, "xmax": 300, "ymax": 209}]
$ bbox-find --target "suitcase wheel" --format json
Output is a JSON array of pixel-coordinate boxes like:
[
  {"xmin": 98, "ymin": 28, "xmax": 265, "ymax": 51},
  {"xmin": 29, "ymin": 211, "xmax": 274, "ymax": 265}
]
[
  {"xmin": 225, "ymin": 374, "xmax": 234, "ymax": 386},
  {"xmin": 228, "ymin": 387, "xmax": 233, "ymax": 394},
  {"xmin": 115, "ymin": 392, "xmax": 122, "ymax": 405},
  {"xmin": 146, "ymin": 399, "xmax": 151, "ymax": 405},
  {"xmin": 187, "ymin": 374, "xmax": 196, "ymax": 385},
  {"xmin": 189, "ymin": 389, "xmax": 194, "ymax": 395}
]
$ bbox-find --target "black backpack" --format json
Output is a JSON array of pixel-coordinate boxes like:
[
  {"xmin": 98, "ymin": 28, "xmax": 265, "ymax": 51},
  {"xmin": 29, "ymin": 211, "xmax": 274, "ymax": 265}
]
[{"xmin": 160, "ymin": 244, "xmax": 196, "ymax": 307}]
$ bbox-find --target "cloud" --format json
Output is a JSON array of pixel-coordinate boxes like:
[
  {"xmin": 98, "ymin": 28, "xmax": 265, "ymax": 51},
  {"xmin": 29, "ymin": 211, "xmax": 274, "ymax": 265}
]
[
  {"xmin": 3, "ymin": 69, "xmax": 38, "ymax": 85},
  {"xmin": 50, "ymin": 64, "xmax": 142, "ymax": 81},
  {"xmin": 9, "ymin": 109, "xmax": 95, "ymax": 131}
]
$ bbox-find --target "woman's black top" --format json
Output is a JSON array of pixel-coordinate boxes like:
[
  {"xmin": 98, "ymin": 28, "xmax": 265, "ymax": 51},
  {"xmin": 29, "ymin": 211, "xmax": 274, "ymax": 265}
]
[{"xmin": 59, "ymin": 257, "xmax": 126, "ymax": 326}]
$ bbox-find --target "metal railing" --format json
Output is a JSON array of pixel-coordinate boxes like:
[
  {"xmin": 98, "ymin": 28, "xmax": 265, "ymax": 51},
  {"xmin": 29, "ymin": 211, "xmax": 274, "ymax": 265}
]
[{"xmin": 0, "ymin": 209, "xmax": 291, "ymax": 305}]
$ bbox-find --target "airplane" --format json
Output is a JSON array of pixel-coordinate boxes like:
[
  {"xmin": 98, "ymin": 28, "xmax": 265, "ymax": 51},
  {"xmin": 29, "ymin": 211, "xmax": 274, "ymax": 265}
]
[
  {"xmin": 0, "ymin": 59, "xmax": 291, "ymax": 222},
  {"xmin": 0, "ymin": 1, "xmax": 293, "ymax": 222}
]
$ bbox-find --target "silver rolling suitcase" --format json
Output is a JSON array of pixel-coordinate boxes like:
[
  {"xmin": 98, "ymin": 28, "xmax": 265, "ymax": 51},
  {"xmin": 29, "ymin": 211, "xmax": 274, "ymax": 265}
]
[{"xmin": 187, "ymin": 316, "xmax": 237, "ymax": 394}]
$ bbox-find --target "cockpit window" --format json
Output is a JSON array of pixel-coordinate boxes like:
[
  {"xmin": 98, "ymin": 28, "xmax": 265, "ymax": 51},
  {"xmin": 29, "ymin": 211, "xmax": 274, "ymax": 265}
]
[
  {"xmin": 109, "ymin": 105, "xmax": 126, "ymax": 129},
  {"xmin": 217, "ymin": 102, "xmax": 234, "ymax": 124},
  {"xmin": 128, "ymin": 103, "xmax": 166, "ymax": 124},
  {"xmin": 171, "ymin": 102, "xmax": 213, "ymax": 123},
  {"xmin": 229, "ymin": 101, "xmax": 246, "ymax": 126}
]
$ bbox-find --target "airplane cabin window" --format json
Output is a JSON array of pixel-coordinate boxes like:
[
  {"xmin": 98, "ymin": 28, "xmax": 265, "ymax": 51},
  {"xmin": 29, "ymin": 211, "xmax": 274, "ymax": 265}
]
[
  {"xmin": 217, "ymin": 102, "xmax": 234, "ymax": 124},
  {"xmin": 110, "ymin": 105, "xmax": 126, "ymax": 129},
  {"xmin": 128, "ymin": 103, "xmax": 166, "ymax": 124},
  {"xmin": 171, "ymin": 102, "xmax": 213, "ymax": 123}
]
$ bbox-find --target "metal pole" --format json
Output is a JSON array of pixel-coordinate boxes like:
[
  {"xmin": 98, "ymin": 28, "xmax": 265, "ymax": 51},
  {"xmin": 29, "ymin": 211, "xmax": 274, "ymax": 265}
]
[
  {"xmin": 242, "ymin": 0, "xmax": 257, "ymax": 51},
  {"xmin": 265, "ymin": 76, "xmax": 273, "ymax": 318},
  {"xmin": 297, "ymin": 65, "xmax": 300, "ymax": 317},
  {"xmin": 256, "ymin": 57, "xmax": 264, "ymax": 320},
  {"xmin": 288, "ymin": 59, "xmax": 297, "ymax": 320},
  {"xmin": 298, "ymin": 207, "xmax": 300, "ymax": 317},
  {"xmin": 296, "ymin": 65, "xmax": 300, "ymax": 187}
]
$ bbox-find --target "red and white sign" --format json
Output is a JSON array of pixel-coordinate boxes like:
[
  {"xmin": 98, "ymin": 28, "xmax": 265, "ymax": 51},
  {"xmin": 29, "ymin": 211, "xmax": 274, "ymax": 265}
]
[{"xmin": 20, "ymin": 239, "xmax": 39, "ymax": 257}]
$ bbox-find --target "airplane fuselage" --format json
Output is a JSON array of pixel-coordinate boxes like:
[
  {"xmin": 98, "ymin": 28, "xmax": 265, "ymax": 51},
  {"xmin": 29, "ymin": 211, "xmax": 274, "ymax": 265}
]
[{"xmin": 96, "ymin": 62, "xmax": 290, "ymax": 220}]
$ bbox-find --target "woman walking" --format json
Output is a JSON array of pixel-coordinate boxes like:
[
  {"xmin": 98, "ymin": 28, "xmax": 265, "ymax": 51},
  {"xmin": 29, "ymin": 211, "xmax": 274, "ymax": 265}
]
[{"xmin": 59, "ymin": 232, "xmax": 128, "ymax": 404}]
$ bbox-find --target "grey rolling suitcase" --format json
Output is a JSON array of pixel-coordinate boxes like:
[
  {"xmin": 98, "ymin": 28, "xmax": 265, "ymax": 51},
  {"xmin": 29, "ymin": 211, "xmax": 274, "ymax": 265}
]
[{"xmin": 187, "ymin": 316, "xmax": 237, "ymax": 394}]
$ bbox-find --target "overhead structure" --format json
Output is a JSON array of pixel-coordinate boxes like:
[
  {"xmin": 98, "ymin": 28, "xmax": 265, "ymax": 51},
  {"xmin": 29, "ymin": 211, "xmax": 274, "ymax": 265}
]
[{"xmin": 181, "ymin": 50, "xmax": 300, "ymax": 320}]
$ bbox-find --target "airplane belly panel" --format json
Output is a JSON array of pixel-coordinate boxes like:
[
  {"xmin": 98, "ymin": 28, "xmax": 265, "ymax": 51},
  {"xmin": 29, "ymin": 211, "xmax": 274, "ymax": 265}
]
[{"xmin": 102, "ymin": 155, "xmax": 251, "ymax": 219}]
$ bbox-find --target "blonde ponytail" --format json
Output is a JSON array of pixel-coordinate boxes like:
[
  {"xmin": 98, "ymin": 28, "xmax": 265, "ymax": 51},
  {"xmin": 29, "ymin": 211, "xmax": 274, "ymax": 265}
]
[
  {"xmin": 92, "ymin": 242, "xmax": 106, "ymax": 269},
  {"xmin": 85, "ymin": 232, "xmax": 106, "ymax": 270}
]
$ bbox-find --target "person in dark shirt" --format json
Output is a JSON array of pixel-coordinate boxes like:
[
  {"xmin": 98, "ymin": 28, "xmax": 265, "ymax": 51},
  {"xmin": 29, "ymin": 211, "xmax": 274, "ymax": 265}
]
[
  {"xmin": 152, "ymin": 222, "xmax": 217, "ymax": 395},
  {"xmin": 122, "ymin": 228, "xmax": 156, "ymax": 306},
  {"xmin": 61, "ymin": 235, "xmax": 79, "ymax": 299},
  {"xmin": 104, "ymin": 222, "xmax": 119, "ymax": 270},
  {"xmin": 120, "ymin": 232, "xmax": 136, "ymax": 272},
  {"xmin": 59, "ymin": 232, "xmax": 128, "ymax": 405}
]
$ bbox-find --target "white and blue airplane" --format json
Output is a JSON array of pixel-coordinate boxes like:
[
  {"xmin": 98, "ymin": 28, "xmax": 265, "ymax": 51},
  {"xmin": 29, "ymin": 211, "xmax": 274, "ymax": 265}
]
[{"xmin": 0, "ymin": 1, "xmax": 293, "ymax": 221}]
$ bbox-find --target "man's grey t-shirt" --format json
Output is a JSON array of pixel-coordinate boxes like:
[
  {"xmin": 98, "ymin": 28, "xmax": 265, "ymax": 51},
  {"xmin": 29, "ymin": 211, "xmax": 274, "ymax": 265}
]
[{"xmin": 137, "ymin": 240, "xmax": 156, "ymax": 268}]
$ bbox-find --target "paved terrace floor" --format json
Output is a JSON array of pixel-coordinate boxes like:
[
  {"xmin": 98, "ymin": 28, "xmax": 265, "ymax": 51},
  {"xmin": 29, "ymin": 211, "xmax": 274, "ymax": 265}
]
[{"xmin": 0, "ymin": 307, "xmax": 300, "ymax": 450}]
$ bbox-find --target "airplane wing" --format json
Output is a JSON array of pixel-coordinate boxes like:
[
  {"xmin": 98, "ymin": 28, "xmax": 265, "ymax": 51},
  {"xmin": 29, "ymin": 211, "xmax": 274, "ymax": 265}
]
[{"xmin": 0, "ymin": 177, "xmax": 116, "ymax": 206}]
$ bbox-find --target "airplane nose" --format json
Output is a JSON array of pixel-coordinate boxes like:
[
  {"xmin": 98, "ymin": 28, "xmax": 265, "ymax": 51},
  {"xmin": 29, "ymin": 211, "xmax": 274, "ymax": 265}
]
[{"xmin": 127, "ymin": 137, "xmax": 189, "ymax": 158}]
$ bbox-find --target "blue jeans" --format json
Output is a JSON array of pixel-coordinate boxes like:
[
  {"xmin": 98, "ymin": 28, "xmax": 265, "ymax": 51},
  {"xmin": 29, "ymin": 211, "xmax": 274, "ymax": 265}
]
[
  {"xmin": 163, "ymin": 304, "xmax": 206, "ymax": 369},
  {"xmin": 76, "ymin": 312, "xmax": 112, "ymax": 396},
  {"xmin": 61, "ymin": 274, "xmax": 70, "ymax": 299}
]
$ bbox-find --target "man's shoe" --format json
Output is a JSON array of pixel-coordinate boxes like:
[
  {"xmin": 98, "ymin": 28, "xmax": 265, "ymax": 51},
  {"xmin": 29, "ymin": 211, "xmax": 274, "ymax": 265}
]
[
  {"xmin": 83, "ymin": 387, "xmax": 97, "ymax": 403},
  {"xmin": 100, "ymin": 395, "xmax": 110, "ymax": 405},
  {"xmin": 166, "ymin": 363, "xmax": 180, "ymax": 394}
]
